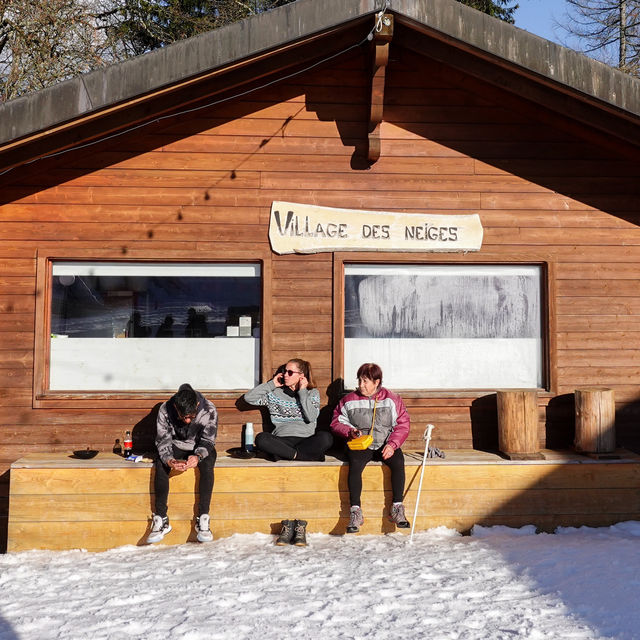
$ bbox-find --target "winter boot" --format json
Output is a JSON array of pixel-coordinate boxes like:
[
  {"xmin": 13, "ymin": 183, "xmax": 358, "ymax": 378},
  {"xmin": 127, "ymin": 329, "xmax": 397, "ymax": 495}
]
[
  {"xmin": 146, "ymin": 514, "xmax": 171, "ymax": 544},
  {"xmin": 346, "ymin": 505, "xmax": 364, "ymax": 533},
  {"xmin": 292, "ymin": 520, "xmax": 307, "ymax": 546},
  {"xmin": 196, "ymin": 513, "xmax": 213, "ymax": 543},
  {"xmin": 275, "ymin": 519, "xmax": 295, "ymax": 545},
  {"xmin": 389, "ymin": 502, "xmax": 410, "ymax": 528}
]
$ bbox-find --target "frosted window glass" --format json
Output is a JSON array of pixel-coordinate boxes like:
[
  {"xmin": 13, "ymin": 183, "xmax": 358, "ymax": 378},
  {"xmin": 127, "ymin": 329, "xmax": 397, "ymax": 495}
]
[{"xmin": 344, "ymin": 264, "xmax": 544, "ymax": 390}]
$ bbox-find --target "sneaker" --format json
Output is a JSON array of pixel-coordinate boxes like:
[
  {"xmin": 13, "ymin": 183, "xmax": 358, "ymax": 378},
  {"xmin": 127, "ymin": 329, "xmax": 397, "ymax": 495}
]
[
  {"xmin": 346, "ymin": 506, "xmax": 363, "ymax": 533},
  {"xmin": 389, "ymin": 503, "xmax": 410, "ymax": 528},
  {"xmin": 146, "ymin": 514, "xmax": 171, "ymax": 544},
  {"xmin": 292, "ymin": 520, "xmax": 307, "ymax": 546},
  {"xmin": 195, "ymin": 514, "xmax": 213, "ymax": 543},
  {"xmin": 275, "ymin": 519, "xmax": 294, "ymax": 545}
]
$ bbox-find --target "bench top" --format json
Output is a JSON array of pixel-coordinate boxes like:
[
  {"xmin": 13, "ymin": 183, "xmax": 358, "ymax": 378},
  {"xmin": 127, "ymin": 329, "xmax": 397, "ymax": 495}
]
[{"xmin": 10, "ymin": 449, "xmax": 640, "ymax": 469}]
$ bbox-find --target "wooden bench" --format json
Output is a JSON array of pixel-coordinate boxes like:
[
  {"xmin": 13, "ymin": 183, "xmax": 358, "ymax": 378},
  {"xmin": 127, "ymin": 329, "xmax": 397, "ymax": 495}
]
[{"xmin": 8, "ymin": 450, "xmax": 640, "ymax": 551}]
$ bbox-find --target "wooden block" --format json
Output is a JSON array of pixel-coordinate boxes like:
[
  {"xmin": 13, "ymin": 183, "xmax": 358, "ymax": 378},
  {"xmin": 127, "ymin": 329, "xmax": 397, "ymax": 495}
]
[
  {"xmin": 497, "ymin": 389, "xmax": 540, "ymax": 456},
  {"xmin": 575, "ymin": 387, "xmax": 616, "ymax": 454}
]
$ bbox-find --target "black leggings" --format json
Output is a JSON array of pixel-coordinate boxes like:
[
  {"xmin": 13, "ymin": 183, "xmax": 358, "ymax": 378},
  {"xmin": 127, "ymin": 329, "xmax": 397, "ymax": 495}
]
[
  {"xmin": 255, "ymin": 431, "xmax": 333, "ymax": 461},
  {"xmin": 153, "ymin": 444, "xmax": 216, "ymax": 518},
  {"xmin": 347, "ymin": 447, "xmax": 405, "ymax": 506}
]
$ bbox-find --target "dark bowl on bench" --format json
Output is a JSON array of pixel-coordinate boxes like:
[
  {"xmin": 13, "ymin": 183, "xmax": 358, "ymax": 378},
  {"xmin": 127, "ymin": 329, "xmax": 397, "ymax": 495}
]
[{"xmin": 73, "ymin": 449, "xmax": 99, "ymax": 459}]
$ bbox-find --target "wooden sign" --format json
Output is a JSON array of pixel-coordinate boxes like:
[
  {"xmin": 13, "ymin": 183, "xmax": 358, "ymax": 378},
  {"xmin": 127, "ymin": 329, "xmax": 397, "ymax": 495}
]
[{"xmin": 269, "ymin": 202, "xmax": 483, "ymax": 255}]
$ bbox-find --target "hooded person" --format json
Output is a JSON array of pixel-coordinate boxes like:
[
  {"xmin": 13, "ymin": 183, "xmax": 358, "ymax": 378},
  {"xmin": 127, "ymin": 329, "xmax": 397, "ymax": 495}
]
[{"xmin": 147, "ymin": 383, "xmax": 218, "ymax": 544}]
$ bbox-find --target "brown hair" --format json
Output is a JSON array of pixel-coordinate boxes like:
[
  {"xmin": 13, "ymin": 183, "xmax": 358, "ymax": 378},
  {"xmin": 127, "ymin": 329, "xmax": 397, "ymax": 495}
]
[
  {"xmin": 287, "ymin": 358, "xmax": 316, "ymax": 390},
  {"xmin": 357, "ymin": 362, "xmax": 383, "ymax": 384}
]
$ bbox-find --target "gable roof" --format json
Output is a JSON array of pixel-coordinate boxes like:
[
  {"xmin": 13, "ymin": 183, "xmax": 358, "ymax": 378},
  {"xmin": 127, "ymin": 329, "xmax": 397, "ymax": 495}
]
[{"xmin": 1, "ymin": 0, "xmax": 639, "ymax": 172}]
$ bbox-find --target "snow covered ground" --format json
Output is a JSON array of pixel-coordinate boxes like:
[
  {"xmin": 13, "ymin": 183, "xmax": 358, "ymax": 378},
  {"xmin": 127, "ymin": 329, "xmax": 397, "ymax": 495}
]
[{"xmin": 1, "ymin": 522, "xmax": 640, "ymax": 639}]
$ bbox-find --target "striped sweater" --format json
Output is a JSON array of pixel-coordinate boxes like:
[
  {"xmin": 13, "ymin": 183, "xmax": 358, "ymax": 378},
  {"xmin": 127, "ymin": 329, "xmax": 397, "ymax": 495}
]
[{"xmin": 243, "ymin": 380, "xmax": 320, "ymax": 438}]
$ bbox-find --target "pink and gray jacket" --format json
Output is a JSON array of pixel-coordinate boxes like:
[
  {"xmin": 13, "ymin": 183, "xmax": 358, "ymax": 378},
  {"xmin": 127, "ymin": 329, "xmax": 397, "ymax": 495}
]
[{"xmin": 330, "ymin": 387, "xmax": 410, "ymax": 451}]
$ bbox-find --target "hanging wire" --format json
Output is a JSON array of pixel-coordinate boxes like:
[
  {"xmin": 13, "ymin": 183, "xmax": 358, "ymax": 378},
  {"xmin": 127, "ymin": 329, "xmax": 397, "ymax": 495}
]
[{"xmin": 0, "ymin": 10, "xmax": 386, "ymax": 177}]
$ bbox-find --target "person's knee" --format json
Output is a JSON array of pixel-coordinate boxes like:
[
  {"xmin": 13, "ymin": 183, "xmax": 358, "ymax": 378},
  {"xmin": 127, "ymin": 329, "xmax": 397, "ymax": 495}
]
[
  {"xmin": 317, "ymin": 430, "xmax": 333, "ymax": 448},
  {"xmin": 255, "ymin": 431, "xmax": 268, "ymax": 446},
  {"xmin": 198, "ymin": 452, "xmax": 216, "ymax": 471}
]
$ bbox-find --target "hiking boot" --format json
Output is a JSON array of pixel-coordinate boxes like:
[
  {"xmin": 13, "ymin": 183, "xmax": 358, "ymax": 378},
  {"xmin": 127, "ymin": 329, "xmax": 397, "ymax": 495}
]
[
  {"xmin": 146, "ymin": 514, "xmax": 171, "ymax": 544},
  {"xmin": 346, "ymin": 505, "xmax": 364, "ymax": 533},
  {"xmin": 292, "ymin": 520, "xmax": 307, "ymax": 546},
  {"xmin": 389, "ymin": 502, "xmax": 410, "ymax": 528},
  {"xmin": 195, "ymin": 513, "xmax": 213, "ymax": 543},
  {"xmin": 275, "ymin": 519, "xmax": 294, "ymax": 545}
]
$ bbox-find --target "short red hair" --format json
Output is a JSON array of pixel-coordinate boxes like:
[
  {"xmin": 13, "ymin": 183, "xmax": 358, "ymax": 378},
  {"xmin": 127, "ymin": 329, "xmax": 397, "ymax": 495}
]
[{"xmin": 356, "ymin": 362, "xmax": 382, "ymax": 384}]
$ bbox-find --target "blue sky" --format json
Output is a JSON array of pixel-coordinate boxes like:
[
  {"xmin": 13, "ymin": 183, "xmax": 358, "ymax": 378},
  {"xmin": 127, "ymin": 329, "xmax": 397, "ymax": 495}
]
[{"xmin": 511, "ymin": 0, "xmax": 564, "ymax": 44}]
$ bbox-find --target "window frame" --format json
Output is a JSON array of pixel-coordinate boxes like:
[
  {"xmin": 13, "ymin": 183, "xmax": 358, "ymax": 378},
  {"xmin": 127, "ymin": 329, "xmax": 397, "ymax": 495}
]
[
  {"xmin": 332, "ymin": 252, "xmax": 555, "ymax": 397},
  {"xmin": 34, "ymin": 247, "xmax": 272, "ymax": 409}
]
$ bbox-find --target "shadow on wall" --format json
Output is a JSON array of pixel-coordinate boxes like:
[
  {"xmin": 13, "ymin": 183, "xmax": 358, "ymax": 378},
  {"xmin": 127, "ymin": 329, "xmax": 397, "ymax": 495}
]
[
  {"xmin": 545, "ymin": 394, "xmax": 576, "ymax": 450},
  {"xmin": 0, "ymin": 614, "xmax": 19, "ymax": 639},
  {"xmin": 131, "ymin": 403, "xmax": 162, "ymax": 456},
  {"xmin": 470, "ymin": 393, "xmax": 499, "ymax": 453}
]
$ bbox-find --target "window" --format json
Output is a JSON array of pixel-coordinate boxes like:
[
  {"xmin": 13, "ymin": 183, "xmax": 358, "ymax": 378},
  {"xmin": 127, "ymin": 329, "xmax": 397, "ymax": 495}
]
[
  {"xmin": 48, "ymin": 262, "xmax": 261, "ymax": 391},
  {"xmin": 344, "ymin": 264, "xmax": 544, "ymax": 390}
]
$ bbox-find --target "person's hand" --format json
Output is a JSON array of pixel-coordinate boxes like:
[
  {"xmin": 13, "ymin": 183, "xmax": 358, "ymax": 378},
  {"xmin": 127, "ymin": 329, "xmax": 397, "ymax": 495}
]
[
  {"xmin": 298, "ymin": 374, "xmax": 308, "ymax": 390},
  {"xmin": 381, "ymin": 444, "xmax": 395, "ymax": 460},
  {"xmin": 272, "ymin": 372, "xmax": 284, "ymax": 387},
  {"xmin": 349, "ymin": 428, "xmax": 362, "ymax": 440},
  {"xmin": 185, "ymin": 455, "xmax": 200, "ymax": 469},
  {"xmin": 168, "ymin": 458, "xmax": 186, "ymax": 471}
]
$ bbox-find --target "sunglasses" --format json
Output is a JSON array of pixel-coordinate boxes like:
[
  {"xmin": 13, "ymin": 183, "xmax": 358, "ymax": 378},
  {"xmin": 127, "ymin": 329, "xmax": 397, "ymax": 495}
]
[{"xmin": 283, "ymin": 369, "xmax": 301, "ymax": 376}]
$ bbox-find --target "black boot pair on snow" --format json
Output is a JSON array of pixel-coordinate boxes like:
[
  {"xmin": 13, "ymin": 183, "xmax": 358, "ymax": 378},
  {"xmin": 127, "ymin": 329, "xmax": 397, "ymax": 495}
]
[{"xmin": 276, "ymin": 519, "xmax": 307, "ymax": 546}]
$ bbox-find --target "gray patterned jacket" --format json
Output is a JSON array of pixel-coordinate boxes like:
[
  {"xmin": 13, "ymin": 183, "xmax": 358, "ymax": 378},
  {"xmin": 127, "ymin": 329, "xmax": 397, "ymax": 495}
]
[{"xmin": 155, "ymin": 390, "xmax": 218, "ymax": 464}]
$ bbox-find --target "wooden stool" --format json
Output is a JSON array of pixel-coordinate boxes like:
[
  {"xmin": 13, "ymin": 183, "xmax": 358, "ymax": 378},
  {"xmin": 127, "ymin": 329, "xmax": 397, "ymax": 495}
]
[
  {"xmin": 574, "ymin": 387, "xmax": 616, "ymax": 457},
  {"xmin": 497, "ymin": 389, "xmax": 544, "ymax": 460}
]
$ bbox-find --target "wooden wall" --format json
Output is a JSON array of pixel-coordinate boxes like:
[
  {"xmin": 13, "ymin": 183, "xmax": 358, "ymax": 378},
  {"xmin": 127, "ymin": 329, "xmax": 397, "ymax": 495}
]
[{"xmin": 1, "ymin": 43, "xmax": 640, "ymax": 548}]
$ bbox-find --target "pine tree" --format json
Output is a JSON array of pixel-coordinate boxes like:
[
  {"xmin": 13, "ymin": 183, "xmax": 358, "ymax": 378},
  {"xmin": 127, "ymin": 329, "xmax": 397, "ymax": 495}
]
[
  {"xmin": 100, "ymin": 0, "xmax": 297, "ymax": 57},
  {"xmin": 457, "ymin": 0, "xmax": 519, "ymax": 24}
]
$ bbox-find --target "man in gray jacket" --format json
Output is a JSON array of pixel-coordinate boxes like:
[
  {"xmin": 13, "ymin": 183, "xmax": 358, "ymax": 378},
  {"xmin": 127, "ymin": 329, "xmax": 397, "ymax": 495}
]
[{"xmin": 147, "ymin": 383, "xmax": 218, "ymax": 544}]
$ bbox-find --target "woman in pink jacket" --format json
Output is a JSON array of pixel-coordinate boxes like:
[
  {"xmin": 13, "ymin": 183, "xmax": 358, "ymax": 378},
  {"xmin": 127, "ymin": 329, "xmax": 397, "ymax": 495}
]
[{"xmin": 330, "ymin": 362, "xmax": 410, "ymax": 533}]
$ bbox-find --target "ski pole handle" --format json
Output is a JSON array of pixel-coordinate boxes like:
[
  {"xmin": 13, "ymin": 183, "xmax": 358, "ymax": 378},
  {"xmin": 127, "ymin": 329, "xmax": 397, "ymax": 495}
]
[{"xmin": 423, "ymin": 423, "xmax": 434, "ymax": 442}]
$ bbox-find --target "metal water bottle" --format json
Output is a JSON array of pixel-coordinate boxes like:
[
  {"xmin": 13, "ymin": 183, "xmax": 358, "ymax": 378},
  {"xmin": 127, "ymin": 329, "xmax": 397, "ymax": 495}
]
[
  {"xmin": 243, "ymin": 422, "xmax": 254, "ymax": 452},
  {"xmin": 123, "ymin": 430, "xmax": 133, "ymax": 457}
]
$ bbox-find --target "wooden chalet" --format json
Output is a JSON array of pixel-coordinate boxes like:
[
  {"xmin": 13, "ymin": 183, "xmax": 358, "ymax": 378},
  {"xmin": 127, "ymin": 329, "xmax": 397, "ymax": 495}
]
[{"xmin": 1, "ymin": 0, "xmax": 640, "ymax": 551}]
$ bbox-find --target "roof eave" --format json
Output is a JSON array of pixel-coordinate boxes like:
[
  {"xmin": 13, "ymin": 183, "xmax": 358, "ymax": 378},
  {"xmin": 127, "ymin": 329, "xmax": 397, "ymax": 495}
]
[{"xmin": 0, "ymin": 0, "xmax": 638, "ymax": 160}]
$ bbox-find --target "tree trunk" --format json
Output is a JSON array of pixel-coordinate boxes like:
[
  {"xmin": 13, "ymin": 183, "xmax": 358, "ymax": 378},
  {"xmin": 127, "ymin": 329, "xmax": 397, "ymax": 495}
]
[{"xmin": 620, "ymin": 0, "xmax": 627, "ymax": 69}]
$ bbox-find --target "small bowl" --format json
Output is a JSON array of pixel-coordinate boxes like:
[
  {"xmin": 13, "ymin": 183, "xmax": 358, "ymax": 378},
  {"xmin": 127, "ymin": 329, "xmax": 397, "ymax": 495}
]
[{"xmin": 73, "ymin": 449, "xmax": 98, "ymax": 459}]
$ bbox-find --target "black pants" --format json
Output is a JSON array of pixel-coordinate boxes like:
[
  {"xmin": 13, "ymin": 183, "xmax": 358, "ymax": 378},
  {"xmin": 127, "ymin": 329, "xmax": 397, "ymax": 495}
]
[
  {"xmin": 347, "ymin": 447, "xmax": 405, "ymax": 506},
  {"xmin": 255, "ymin": 431, "xmax": 333, "ymax": 461},
  {"xmin": 153, "ymin": 444, "xmax": 216, "ymax": 518}
]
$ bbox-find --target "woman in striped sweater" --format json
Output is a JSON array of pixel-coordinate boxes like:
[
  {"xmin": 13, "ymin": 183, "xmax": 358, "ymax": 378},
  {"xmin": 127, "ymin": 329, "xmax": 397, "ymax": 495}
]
[{"xmin": 244, "ymin": 358, "xmax": 333, "ymax": 462}]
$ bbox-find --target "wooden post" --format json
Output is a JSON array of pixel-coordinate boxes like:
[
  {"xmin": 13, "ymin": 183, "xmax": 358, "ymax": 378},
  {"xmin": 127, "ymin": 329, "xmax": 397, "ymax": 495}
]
[
  {"xmin": 497, "ymin": 389, "xmax": 544, "ymax": 460},
  {"xmin": 574, "ymin": 387, "xmax": 616, "ymax": 456}
]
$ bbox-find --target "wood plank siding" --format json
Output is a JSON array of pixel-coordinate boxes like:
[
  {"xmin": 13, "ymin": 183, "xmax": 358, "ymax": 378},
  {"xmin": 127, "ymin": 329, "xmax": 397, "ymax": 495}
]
[{"xmin": 1, "ymin": 44, "xmax": 640, "ymax": 550}]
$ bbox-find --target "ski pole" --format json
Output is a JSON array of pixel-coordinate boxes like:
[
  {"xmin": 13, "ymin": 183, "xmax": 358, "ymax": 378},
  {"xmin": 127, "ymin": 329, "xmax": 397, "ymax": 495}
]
[{"xmin": 409, "ymin": 423, "xmax": 434, "ymax": 544}]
